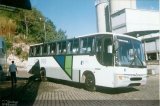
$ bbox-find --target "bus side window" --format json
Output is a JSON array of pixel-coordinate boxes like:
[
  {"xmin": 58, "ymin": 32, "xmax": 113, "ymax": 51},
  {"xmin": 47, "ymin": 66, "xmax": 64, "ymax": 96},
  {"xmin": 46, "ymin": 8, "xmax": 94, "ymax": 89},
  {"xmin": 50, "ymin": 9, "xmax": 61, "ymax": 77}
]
[
  {"xmin": 42, "ymin": 44, "xmax": 48, "ymax": 55},
  {"xmin": 29, "ymin": 47, "xmax": 33, "ymax": 56},
  {"xmin": 96, "ymin": 38, "xmax": 102, "ymax": 63},
  {"xmin": 40, "ymin": 46, "xmax": 42, "ymax": 55},
  {"xmin": 67, "ymin": 40, "xmax": 73, "ymax": 54},
  {"xmin": 2, "ymin": 41, "xmax": 5, "ymax": 54},
  {"xmin": 36, "ymin": 46, "xmax": 41, "ymax": 56},
  {"xmin": 80, "ymin": 38, "xmax": 87, "ymax": 54},
  {"xmin": 103, "ymin": 37, "xmax": 113, "ymax": 66},
  {"xmin": 48, "ymin": 44, "xmax": 50, "ymax": 55},
  {"xmin": 96, "ymin": 38, "xmax": 102, "ymax": 52},
  {"xmin": 80, "ymin": 37, "xmax": 95, "ymax": 54},
  {"xmin": 56, "ymin": 42, "xmax": 61, "ymax": 54},
  {"xmin": 50, "ymin": 43, "xmax": 56, "ymax": 55},
  {"xmin": 88, "ymin": 37, "xmax": 95, "ymax": 53},
  {"xmin": 61, "ymin": 41, "xmax": 66, "ymax": 54},
  {"xmin": 73, "ymin": 39, "xmax": 79, "ymax": 54}
]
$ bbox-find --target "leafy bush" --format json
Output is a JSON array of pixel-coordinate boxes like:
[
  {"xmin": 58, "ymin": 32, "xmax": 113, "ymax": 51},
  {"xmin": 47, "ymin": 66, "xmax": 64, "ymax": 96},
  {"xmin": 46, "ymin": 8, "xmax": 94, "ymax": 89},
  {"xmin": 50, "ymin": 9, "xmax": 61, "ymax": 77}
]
[
  {"xmin": 15, "ymin": 47, "xmax": 22, "ymax": 55},
  {"xmin": 20, "ymin": 51, "xmax": 28, "ymax": 60},
  {"xmin": 5, "ymin": 37, "xmax": 13, "ymax": 50},
  {"xmin": 6, "ymin": 41, "xmax": 12, "ymax": 50}
]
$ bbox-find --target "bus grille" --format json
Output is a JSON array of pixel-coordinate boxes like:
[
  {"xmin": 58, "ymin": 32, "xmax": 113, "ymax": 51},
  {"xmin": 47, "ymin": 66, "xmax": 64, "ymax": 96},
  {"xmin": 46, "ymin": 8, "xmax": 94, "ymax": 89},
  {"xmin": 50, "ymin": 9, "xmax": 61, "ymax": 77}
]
[{"xmin": 130, "ymin": 78, "xmax": 142, "ymax": 81}]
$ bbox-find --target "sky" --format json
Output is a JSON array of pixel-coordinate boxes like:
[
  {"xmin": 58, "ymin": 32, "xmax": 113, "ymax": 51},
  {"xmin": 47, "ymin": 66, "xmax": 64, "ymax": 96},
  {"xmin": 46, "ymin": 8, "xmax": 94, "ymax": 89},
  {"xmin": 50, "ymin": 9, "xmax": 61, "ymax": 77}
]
[{"xmin": 31, "ymin": 0, "xmax": 159, "ymax": 38}]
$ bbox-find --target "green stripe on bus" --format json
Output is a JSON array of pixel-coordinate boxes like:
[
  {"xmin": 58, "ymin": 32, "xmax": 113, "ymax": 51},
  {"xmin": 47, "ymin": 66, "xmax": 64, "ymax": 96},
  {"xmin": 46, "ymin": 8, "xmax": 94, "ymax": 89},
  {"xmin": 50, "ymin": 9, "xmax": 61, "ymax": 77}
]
[{"xmin": 65, "ymin": 56, "xmax": 72, "ymax": 78}]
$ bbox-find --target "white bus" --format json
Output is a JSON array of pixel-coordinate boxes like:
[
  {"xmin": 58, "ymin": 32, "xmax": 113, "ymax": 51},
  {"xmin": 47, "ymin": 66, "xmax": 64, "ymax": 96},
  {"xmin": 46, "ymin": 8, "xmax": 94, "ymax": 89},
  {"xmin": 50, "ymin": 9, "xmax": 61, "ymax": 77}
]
[
  {"xmin": 0, "ymin": 37, "xmax": 7, "ymax": 81},
  {"xmin": 27, "ymin": 32, "xmax": 147, "ymax": 91}
]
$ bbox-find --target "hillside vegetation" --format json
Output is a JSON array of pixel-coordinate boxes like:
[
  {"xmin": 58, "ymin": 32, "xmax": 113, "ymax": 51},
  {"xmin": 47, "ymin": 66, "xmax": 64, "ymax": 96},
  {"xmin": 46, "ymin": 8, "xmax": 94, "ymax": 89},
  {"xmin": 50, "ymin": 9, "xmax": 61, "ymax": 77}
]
[{"xmin": 0, "ymin": 8, "xmax": 67, "ymax": 61}]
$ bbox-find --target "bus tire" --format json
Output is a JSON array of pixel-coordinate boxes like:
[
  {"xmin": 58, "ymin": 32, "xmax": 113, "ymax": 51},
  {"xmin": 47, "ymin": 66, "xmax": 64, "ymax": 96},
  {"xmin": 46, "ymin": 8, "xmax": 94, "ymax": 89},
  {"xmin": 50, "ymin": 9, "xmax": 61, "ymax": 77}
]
[
  {"xmin": 40, "ymin": 68, "xmax": 46, "ymax": 81},
  {"xmin": 85, "ymin": 73, "xmax": 96, "ymax": 91}
]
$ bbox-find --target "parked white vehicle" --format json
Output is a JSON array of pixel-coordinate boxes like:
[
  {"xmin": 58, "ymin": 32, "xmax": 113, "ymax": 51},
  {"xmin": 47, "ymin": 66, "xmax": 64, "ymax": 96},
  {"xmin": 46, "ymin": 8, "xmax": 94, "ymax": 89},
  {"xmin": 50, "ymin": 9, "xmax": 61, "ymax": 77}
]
[
  {"xmin": 0, "ymin": 37, "xmax": 7, "ymax": 81},
  {"xmin": 27, "ymin": 32, "xmax": 147, "ymax": 91}
]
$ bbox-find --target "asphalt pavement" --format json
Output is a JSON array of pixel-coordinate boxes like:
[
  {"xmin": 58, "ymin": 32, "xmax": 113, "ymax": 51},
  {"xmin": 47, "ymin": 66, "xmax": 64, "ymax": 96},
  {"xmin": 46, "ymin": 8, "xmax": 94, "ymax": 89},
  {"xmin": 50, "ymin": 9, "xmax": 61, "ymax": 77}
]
[{"xmin": 0, "ymin": 71, "xmax": 159, "ymax": 106}]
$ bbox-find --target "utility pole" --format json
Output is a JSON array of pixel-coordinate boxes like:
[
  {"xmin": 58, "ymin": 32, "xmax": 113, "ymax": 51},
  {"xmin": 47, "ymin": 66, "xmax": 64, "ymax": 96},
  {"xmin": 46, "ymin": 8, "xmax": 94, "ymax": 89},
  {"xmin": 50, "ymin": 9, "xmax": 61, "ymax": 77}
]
[
  {"xmin": 24, "ymin": 15, "xmax": 28, "ymax": 39},
  {"xmin": 44, "ymin": 20, "xmax": 46, "ymax": 41},
  {"xmin": 40, "ymin": 18, "xmax": 46, "ymax": 41}
]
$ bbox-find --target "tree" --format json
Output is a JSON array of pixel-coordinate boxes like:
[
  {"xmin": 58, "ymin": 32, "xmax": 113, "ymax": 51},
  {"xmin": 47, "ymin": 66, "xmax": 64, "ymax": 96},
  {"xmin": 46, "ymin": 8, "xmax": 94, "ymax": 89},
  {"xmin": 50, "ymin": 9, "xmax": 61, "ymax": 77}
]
[
  {"xmin": 56, "ymin": 29, "xmax": 67, "ymax": 40},
  {"xmin": 0, "ymin": 7, "xmax": 67, "ymax": 43},
  {"xmin": 0, "ymin": 17, "xmax": 17, "ymax": 38}
]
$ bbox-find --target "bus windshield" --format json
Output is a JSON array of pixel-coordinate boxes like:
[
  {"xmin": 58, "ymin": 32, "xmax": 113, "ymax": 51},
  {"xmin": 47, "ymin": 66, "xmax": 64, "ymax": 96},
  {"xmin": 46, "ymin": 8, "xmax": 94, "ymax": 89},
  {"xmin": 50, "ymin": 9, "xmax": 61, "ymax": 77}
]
[{"xmin": 116, "ymin": 36, "xmax": 145, "ymax": 67}]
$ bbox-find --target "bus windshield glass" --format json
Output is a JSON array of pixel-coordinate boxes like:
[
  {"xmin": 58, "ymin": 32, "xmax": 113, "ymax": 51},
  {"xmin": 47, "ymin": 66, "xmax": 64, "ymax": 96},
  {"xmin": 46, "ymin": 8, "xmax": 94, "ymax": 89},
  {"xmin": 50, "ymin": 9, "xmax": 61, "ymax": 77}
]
[{"xmin": 116, "ymin": 36, "xmax": 145, "ymax": 67}]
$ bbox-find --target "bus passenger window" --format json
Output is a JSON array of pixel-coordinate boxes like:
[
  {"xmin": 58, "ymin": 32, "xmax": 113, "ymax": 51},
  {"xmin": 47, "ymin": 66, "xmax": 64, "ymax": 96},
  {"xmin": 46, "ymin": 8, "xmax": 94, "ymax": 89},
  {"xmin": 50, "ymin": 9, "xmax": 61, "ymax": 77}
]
[
  {"xmin": 73, "ymin": 39, "xmax": 79, "ymax": 54},
  {"xmin": 2, "ymin": 41, "xmax": 5, "ymax": 54},
  {"xmin": 36, "ymin": 46, "xmax": 41, "ymax": 56},
  {"xmin": 50, "ymin": 43, "xmax": 56, "ymax": 55},
  {"xmin": 61, "ymin": 41, "xmax": 66, "ymax": 54},
  {"xmin": 29, "ymin": 47, "xmax": 34, "ymax": 56},
  {"xmin": 40, "ymin": 46, "xmax": 42, "ymax": 55},
  {"xmin": 103, "ymin": 37, "xmax": 113, "ymax": 66},
  {"xmin": 67, "ymin": 40, "xmax": 73, "ymax": 54},
  {"xmin": 96, "ymin": 38, "xmax": 102, "ymax": 63},
  {"xmin": 80, "ymin": 38, "xmax": 87, "ymax": 54},
  {"xmin": 80, "ymin": 37, "xmax": 95, "ymax": 54},
  {"xmin": 42, "ymin": 44, "xmax": 48, "ymax": 55},
  {"xmin": 57, "ymin": 42, "xmax": 61, "ymax": 54},
  {"xmin": 96, "ymin": 42, "xmax": 101, "ymax": 52},
  {"xmin": 87, "ymin": 37, "xmax": 95, "ymax": 53},
  {"xmin": 47, "ymin": 44, "xmax": 50, "ymax": 54}
]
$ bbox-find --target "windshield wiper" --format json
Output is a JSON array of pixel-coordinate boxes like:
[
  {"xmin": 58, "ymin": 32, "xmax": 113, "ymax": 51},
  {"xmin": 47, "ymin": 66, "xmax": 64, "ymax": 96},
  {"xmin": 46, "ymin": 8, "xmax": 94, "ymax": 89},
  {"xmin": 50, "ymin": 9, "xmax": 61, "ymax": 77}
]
[{"xmin": 130, "ymin": 52, "xmax": 144, "ymax": 67}]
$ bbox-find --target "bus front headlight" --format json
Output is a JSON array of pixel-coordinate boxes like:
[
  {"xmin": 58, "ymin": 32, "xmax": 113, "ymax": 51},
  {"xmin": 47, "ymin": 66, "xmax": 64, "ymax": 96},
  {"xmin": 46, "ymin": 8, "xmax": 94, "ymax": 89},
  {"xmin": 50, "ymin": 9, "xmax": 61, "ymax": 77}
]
[
  {"xmin": 117, "ymin": 75, "xmax": 123, "ymax": 80},
  {"xmin": 117, "ymin": 75, "xmax": 128, "ymax": 80},
  {"xmin": 119, "ymin": 76, "xmax": 123, "ymax": 80}
]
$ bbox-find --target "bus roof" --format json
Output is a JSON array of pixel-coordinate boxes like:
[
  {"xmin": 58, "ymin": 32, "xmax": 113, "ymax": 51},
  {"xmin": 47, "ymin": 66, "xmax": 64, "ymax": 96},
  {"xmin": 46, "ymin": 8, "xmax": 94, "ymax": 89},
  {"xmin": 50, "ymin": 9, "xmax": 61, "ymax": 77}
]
[
  {"xmin": 76, "ymin": 32, "xmax": 140, "ymax": 41},
  {"xmin": 30, "ymin": 32, "xmax": 140, "ymax": 47},
  {"xmin": 30, "ymin": 43, "xmax": 43, "ymax": 47}
]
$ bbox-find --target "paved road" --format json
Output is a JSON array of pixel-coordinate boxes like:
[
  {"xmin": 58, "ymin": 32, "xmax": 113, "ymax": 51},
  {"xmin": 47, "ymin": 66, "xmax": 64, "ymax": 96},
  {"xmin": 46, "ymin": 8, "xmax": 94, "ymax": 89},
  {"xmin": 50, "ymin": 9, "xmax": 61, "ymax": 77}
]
[
  {"xmin": 24, "ymin": 75, "xmax": 159, "ymax": 106},
  {"xmin": 0, "ymin": 72, "xmax": 159, "ymax": 106}
]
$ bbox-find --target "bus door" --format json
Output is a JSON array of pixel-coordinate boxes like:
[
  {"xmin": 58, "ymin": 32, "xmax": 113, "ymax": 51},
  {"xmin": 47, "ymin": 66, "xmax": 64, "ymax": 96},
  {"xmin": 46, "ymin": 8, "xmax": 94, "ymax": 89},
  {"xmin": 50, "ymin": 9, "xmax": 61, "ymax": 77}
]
[{"xmin": 102, "ymin": 36, "xmax": 113, "ymax": 66}]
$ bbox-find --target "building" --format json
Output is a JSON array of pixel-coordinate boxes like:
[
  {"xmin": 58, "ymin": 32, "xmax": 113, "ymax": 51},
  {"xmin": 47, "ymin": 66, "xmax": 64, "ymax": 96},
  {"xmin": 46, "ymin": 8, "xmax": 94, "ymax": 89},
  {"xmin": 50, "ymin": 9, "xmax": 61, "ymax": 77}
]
[
  {"xmin": 139, "ymin": 32, "xmax": 159, "ymax": 74},
  {"xmin": 111, "ymin": 9, "xmax": 160, "ymax": 34}
]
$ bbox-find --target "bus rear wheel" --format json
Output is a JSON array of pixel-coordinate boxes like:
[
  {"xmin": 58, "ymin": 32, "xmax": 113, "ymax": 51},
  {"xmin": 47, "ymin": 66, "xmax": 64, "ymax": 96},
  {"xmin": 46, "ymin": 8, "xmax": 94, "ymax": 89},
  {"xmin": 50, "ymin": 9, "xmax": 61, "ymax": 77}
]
[
  {"xmin": 40, "ymin": 68, "xmax": 46, "ymax": 81},
  {"xmin": 85, "ymin": 73, "xmax": 96, "ymax": 91}
]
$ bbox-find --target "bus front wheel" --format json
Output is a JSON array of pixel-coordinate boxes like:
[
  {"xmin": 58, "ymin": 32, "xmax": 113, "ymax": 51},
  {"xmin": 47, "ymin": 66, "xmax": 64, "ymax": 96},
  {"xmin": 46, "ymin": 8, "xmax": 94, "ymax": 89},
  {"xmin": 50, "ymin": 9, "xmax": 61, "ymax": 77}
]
[{"xmin": 85, "ymin": 73, "xmax": 96, "ymax": 91}]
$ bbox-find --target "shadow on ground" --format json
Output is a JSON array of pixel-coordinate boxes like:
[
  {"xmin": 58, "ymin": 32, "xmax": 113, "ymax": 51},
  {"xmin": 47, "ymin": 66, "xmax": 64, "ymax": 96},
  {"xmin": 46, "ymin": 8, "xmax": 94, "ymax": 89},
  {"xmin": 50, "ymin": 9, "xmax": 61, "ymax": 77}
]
[
  {"xmin": 47, "ymin": 78, "xmax": 139, "ymax": 94},
  {"xmin": 0, "ymin": 76, "xmax": 41, "ymax": 106},
  {"xmin": 96, "ymin": 86, "xmax": 139, "ymax": 94},
  {"xmin": 47, "ymin": 77, "xmax": 84, "ymax": 88}
]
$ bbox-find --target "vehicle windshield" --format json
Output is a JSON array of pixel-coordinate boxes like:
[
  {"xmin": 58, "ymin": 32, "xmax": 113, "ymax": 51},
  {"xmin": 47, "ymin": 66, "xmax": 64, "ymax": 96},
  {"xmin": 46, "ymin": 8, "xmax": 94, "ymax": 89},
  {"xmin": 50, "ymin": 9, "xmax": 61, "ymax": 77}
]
[{"xmin": 115, "ymin": 36, "xmax": 145, "ymax": 67}]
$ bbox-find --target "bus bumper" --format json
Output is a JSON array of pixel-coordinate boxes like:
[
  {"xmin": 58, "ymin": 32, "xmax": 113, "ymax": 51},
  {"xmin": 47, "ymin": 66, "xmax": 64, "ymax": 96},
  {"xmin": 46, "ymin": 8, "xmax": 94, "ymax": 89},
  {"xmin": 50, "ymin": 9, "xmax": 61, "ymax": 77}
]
[{"xmin": 114, "ymin": 74, "xmax": 147, "ymax": 88}]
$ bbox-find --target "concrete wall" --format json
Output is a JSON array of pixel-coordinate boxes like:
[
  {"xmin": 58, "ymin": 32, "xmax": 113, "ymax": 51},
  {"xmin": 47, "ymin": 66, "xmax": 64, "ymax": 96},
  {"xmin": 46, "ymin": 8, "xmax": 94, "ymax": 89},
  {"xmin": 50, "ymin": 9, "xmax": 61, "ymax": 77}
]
[
  {"xmin": 111, "ymin": 9, "xmax": 160, "ymax": 33},
  {"xmin": 111, "ymin": 9, "xmax": 127, "ymax": 33},
  {"xmin": 147, "ymin": 61, "xmax": 159, "ymax": 74},
  {"xmin": 110, "ymin": 0, "xmax": 136, "ymax": 14},
  {"xmin": 141, "ymin": 33, "xmax": 160, "ymax": 74},
  {"xmin": 95, "ymin": 2, "xmax": 108, "ymax": 32},
  {"xmin": 126, "ymin": 9, "xmax": 160, "ymax": 32}
]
